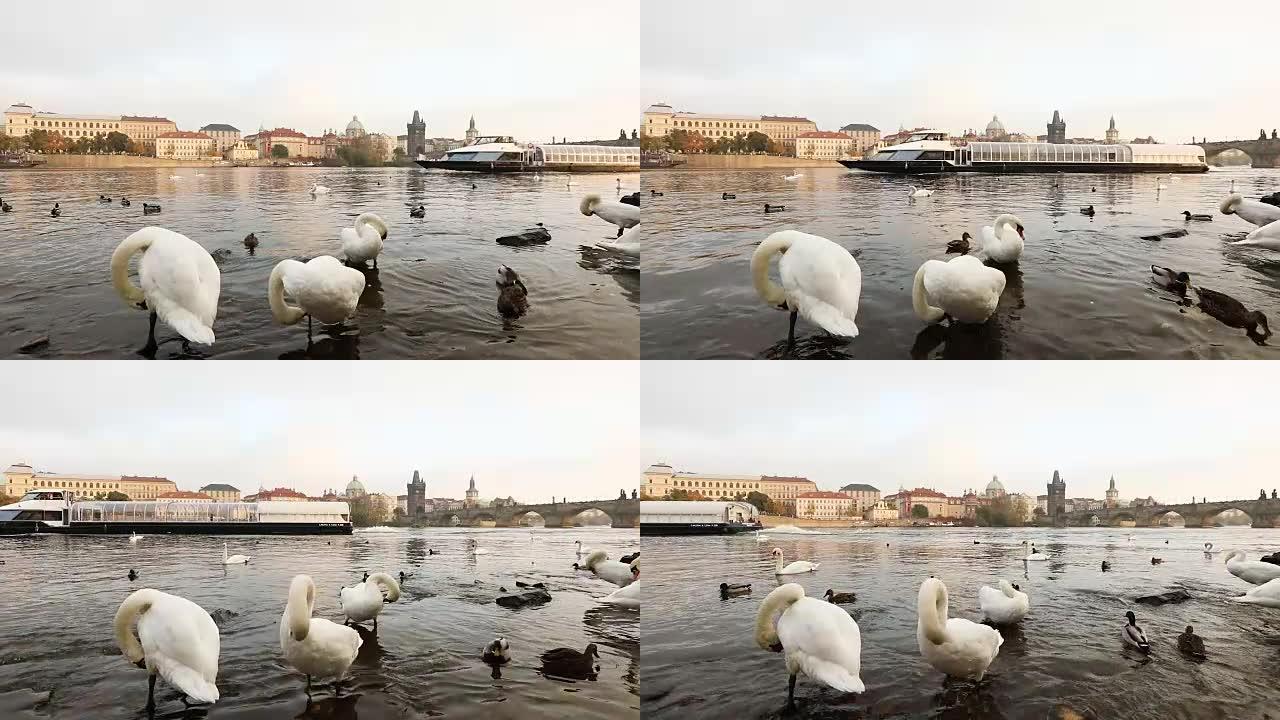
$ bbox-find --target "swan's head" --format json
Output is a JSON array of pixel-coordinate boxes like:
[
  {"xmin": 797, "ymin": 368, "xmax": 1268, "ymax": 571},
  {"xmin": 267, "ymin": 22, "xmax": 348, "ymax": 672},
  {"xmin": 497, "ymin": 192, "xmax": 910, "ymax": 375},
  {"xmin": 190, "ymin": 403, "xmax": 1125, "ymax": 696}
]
[
  {"xmin": 771, "ymin": 548, "xmax": 782, "ymax": 558},
  {"xmin": 1125, "ymin": 611, "xmax": 1136, "ymax": 625},
  {"xmin": 1220, "ymin": 193, "xmax": 1243, "ymax": 214},
  {"xmin": 357, "ymin": 213, "xmax": 388, "ymax": 240},
  {"xmin": 579, "ymin": 194, "xmax": 601, "ymax": 217}
]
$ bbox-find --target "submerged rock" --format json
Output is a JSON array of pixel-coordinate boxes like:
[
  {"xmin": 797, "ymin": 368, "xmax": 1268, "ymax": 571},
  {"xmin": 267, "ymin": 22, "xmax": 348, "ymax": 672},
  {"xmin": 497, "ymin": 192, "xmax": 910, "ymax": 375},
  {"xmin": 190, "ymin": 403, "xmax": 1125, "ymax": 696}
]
[
  {"xmin": 1139, "ymin": 228, "xmax": 1189, "ymax": 241},
  {"xmin": 17, "ymin": 336, "xmax": 49, "ymax": 354},
  {"xmin": 620, "ymin": 192, "xmax": 640, "ymax": 207},
  {"xmin": 1261, "ymin": 191, "xmax": 1280, "ymax": 208},
  {"xmin": 496, "ymin": 589, "xmax": 551, "ymax": 608},
  {"xmin": 1134, "ymin": 589, "xmax": 1192, "ymax": 606},
  {"xmin": 496, "ymin": 225, "xmax": 551, "ymax": 246}
]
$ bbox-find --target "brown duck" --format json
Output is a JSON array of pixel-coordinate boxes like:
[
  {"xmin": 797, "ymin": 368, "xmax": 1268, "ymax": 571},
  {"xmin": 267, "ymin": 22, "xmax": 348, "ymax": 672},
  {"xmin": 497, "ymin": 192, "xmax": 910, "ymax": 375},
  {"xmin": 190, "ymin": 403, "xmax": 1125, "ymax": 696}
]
[{"xmin": 1194, "ymin": 286, "xmax": 1270, "ymax": 340}]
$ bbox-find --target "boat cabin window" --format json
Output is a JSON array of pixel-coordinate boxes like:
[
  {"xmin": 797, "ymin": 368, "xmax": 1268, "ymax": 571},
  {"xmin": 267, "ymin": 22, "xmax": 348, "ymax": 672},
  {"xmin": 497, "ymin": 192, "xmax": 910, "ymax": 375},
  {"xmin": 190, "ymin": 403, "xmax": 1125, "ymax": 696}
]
[
  {"xmin": 12, "ymin": 510, "xmax": 63, "ymax": 521},
  {"xmin": 20, "ymin": 491, "xmax": 64, "ymax": 501}
]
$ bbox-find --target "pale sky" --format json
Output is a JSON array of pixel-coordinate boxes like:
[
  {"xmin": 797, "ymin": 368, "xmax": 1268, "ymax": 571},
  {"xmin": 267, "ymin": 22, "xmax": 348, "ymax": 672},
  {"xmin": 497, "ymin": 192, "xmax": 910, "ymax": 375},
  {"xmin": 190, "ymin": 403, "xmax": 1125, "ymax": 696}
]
[
  {"xmin": 0, "ymin": 1, "xmax": 638, "ymax": 143},
  {"xmin": 642, "ymin": 0, "xmax": 1280, "ymax": 143},
  {"xmin": 1, "ymin": 362, "xmax": 639, "ymax": 502},
  {"xmin": 642, "ymin": 363, "xmax": 1276, "ymax": 504}
]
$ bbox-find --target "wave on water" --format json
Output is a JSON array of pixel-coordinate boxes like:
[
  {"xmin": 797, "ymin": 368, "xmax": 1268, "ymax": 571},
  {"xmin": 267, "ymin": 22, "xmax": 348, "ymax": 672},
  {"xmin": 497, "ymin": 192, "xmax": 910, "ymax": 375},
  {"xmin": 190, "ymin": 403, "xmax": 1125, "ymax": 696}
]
[
  {"xmin": 355, "ymin": 526, "xmax": 403, "ymax": 533},
  {"xmin": 766, "ymin": 525, "xmax": 831, "ymax": 535}
]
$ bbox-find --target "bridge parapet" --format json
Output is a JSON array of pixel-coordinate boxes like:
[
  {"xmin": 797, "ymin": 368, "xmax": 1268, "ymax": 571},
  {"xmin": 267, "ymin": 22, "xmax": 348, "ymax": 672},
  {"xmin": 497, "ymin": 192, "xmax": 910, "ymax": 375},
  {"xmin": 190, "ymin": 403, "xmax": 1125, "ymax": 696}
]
[
  {"xmin": 411, "ymin": 499, "xmax": 639, "ymax": 528},
  {"xmin": 1201, "ymin": 139, "xmax": 1280, "ymax": 169},
  {"xmin": 1065, "ymin": 499, "xmax": 1280, "ymax": 528}
]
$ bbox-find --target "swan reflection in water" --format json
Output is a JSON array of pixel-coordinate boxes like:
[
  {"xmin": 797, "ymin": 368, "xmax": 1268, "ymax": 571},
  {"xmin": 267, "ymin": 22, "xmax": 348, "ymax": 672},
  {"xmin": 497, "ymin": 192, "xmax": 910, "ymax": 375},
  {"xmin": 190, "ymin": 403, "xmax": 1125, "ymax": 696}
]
[{"xmin": 278, "ymin": 328, "xmax": 361, "ymax": 360}]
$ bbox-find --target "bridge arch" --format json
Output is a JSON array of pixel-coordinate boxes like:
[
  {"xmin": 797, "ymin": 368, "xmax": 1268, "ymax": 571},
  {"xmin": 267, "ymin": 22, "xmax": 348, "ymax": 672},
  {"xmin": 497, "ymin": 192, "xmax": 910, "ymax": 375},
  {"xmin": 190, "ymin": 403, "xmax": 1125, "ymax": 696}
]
[
  {"xmin": 511, "ymin": 509, "xmax": 546, "ymax": 527},
  {"xmin": 1200, "ymin": 506, "xmax": 1254, "ymax": 528},
  {"xmin": 1106, "ymin": 510, "xmax": 1137, "ymax": 527},
  {"xmin": 1149, "ymin": 509, "xmax": 1186, "ymax": 527}
]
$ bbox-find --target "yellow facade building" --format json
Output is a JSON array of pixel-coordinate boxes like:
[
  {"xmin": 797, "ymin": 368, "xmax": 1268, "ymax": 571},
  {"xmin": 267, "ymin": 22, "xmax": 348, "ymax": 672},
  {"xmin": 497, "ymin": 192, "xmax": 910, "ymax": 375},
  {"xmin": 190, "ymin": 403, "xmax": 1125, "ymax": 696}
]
[
  {"xmin": 839, "ymin": 483, "xmax": 882, "ymax": 513},
  {"xmin": 4, "ymin": 103, "xmax": 122, "ymax": 138},
  {"xmin": 198, "ymin": 483, "xmax": 242, "ymax": 502},
  {"xmin": 156, "ymin": 490, "xmax": 215, "ymax": 503},
  {"xmin": 759, "ymin": 475, "xmax": 819, "ymax": 508},
  {"xmin": 796, "ymin": 491, "xmax": 854, "ymax": 519},
  {"xmin": 795, "ymin": 131, "xmax": 856, "ymax": 160},
  {"xmin": 839, "ymin": 123, "xmax": 882, "ymax": 154},
  {"xmin": 120, "ymin": 115, "xmax": 178, "ymax": 148},
  {"xmin": 2, "ymin": 463, "xmax": 176, "ymax": 499},
  {"xmin": 642, "ymin": 103, "xmax": 762, "ymax": 139},
  {"xmin": 199, "ymin": 123, "xmax": 241, "ymax": 152},
  {"xmin": 224, "ymin": 140, "xmax": 259, "ymax": 162},
  {"xmin": 759, "ymin": 116, "xmax": 818, "ymax": 147},
  {"xmin": 155, "ymin": 131, "xmax": 215, "ymax": 159}
]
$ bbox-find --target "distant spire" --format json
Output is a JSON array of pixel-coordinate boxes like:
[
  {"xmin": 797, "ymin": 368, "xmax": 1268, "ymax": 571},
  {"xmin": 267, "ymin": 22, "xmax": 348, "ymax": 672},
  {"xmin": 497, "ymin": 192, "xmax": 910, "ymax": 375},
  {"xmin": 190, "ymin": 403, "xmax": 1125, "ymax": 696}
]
[
  {"xmin": 469, "ymin": 115, "xmax": 476, "ymax": 131},
  {"xmin": 412, "ymin": 110, "xmax": 421, "ymax": 124},
  {"xmin": 1052, "ymin": 110, "xmax": 1062, "ymax": 123},
  {"xmin": 1108, "ymin": 475, "xmax": 1116, "ymax": 490},
  {"xmin": 468, "ymin": 474, "xmax": 476, "ymax": 491},
  {"xmin": 1109, "ymin": 116, "xmax": 1116, "ymax": 131}
]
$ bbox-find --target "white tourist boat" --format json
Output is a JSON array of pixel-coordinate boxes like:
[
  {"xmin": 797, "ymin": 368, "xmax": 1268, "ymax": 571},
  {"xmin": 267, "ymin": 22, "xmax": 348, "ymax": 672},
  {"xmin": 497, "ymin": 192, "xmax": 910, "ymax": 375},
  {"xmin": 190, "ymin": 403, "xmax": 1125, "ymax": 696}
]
[
  {"xmin": 843, "ymin": 130, "xmax": 1208, "ymax": 175},
  {"xmin": 417, "ymin": 136, "xmax": 639, "ymax": 173}
]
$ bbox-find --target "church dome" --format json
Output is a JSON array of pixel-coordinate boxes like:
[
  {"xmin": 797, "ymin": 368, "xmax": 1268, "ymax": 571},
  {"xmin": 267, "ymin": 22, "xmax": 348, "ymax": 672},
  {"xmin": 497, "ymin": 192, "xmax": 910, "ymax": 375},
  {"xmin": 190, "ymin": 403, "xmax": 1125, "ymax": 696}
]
[
  {"xmin": 345, "ymin": 115, "xmax": 365, "ymax": 136},
  {"xmin": 985, "ymin": 115, "xmax": 1005, "ymax": 137},
  {"xmin": 345, "ymin": 474, "xmax": 366, "ymax": 496},
  {"xmin": 985, "ymin": 475, "xmax": 1005, "ymax": 496}
]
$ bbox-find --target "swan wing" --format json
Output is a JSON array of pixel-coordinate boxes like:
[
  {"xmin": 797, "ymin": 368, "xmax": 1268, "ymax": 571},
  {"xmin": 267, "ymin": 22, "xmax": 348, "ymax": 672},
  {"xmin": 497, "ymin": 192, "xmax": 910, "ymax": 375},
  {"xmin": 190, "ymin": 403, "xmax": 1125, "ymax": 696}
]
[
  {"xmin": 138, "ymin": 229, "xmax": 220, "ymax": 345},
  {"xmin": 779, "ymin": 237, "xmax": 862, "ymax": 337},
  {"xmin": 299, "ymin": 256, "xmax": 365, "ymax": 323},
  {"xmin": 601, "ymin": 581, "xmax": 641, "ymax": 608},
  {"xmin": 778, "ymin": 597, "xmax": 863, "ymax": 692},
  {"xmin": 138, "ymin": 593, "xmax": 220, "ymax": 703},
  {"xmin": 283, "ymin": 616, "xmax": 362, "ymax": 680},
  {"xmin": 1238, "ymin": 200, "xmax": 1280, "ymax": 228},
  {"xmin": 599, "ymin": 225, "xmax": 640, "ymax": 256},
  {"xmin": 594, "ymin": 201, "xmax": 641, "ymax": 228},
  {"xmin": 339, "ymin": 583, "xmax": 381, "ymax": 621},
  {"xmin": 925, "ymin": 256, "xmax": 1005, "ymax": 323},
  {"xmin": 1240, "ymin": 218, "xmax": 1280, "ymax": 249}
]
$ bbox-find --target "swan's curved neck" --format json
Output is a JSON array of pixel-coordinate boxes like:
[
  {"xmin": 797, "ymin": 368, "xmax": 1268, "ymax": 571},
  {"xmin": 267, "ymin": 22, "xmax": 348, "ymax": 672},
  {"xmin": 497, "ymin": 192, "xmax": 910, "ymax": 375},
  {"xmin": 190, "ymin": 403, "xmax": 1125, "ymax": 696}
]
[
  {"xmin": 773, "ymin": 552, "xmax": 783, "ymax": 573},
  {"xmin": 754, "ymin": 585, "xmax": 802, "ymax": 650},
  {"xmin": 110, "ymin": 231, "xmax": 152, "ymax": 304},
  {"xmin": 912, "ymin": 262, "xmax": 944, "ymax": 323},
  {"xmin": 1226, "ymin": 550, "xmax": 1245, "ymax": 564},
  {"xmin": 367, "ymin": 572, "xmax": 401, "ymax": 602},
  {"xmin": 113, "ymin": 589, "xmax": 155, "ymax": 663},
  {"xmin": 268, "ymin": 262, "xmax": 305, "ymax": 325},
  {"xmin": 918, "ymin": 581, "xmax": 948, "ymax": 645},
  {"xmin": 751, "ymin": 234, "xmax": 792, "ymax": 307},
  {"xmin": 285, "ymin": 575, "xmax": 314, "ymax": 641}
]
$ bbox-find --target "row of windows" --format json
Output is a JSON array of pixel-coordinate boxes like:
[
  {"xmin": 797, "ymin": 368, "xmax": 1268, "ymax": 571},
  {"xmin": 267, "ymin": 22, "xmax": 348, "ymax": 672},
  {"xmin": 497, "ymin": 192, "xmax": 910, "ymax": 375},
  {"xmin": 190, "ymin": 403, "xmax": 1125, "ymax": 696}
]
[
  {"xmin": 970, "ymin": 143, "xmax": 1133, "ymax": 163},
  {"xmin": 10, "ymin": 119, "xmax": 121, "ymax": 130},
  {"xmin": 671, "ymin": 119, "xmax": 761, "ymax": 130}
]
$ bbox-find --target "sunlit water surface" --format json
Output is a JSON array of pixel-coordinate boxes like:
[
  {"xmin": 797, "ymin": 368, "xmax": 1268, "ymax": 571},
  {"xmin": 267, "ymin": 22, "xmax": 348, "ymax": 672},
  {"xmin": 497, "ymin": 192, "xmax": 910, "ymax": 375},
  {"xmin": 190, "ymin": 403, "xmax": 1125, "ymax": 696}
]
[
  {"xmin": 642, "ymin": 527, "xmax": 1280, "ymax": 719},
  {"xmin": 0, "ymin": 528, "xmax": 638, "ymax": 719},
  {"xmin": 0, "ymin": 168, "xmax": 639, "ymax": 359},
  {"xmin": 642, "ymin": 167, "xmax": 1280, "ymax": 359}
]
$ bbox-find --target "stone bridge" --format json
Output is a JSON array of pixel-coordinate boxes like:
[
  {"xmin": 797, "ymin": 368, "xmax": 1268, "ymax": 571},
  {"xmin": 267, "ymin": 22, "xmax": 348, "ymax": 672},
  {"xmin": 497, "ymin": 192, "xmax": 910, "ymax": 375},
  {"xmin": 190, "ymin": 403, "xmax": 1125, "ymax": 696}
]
[
  {"xmin": 413, "ymin": 499, "xmax": 638, "ymax": 528},
  {"xmin": 1063, "ymin": 498, "xmax": 1280, "ymax": 528},
  {"xmin": 1201, "ymin": 138, "xmax": 1280, "ymax": 168}
]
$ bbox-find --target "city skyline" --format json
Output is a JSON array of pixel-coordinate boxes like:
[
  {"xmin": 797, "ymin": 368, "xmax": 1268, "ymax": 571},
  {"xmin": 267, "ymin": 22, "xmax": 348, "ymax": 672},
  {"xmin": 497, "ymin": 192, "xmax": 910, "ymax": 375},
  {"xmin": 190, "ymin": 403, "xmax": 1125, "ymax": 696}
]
[
  {"xmin": 0, "ymin": 363, "xmax": 638, "ymax": 501},
  {"xmin": 642, "ymin": 0, "xmax": 1280, "ymax": 143},
  {"xmin": 642, "ymin": 363, "xmax": 1278, "ymax": 504},
  {"xmin": 1, "ymin": 0, "xmax": 638, "ymax": 144}
]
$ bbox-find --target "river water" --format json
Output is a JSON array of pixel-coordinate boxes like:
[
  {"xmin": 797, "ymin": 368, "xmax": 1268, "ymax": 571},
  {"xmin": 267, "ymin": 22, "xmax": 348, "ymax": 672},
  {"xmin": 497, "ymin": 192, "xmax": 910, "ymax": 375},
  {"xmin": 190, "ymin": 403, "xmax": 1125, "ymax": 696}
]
[
  {"xmin": 0, "ymin": 527, "xmax": 639, "ymax": 719},
  {"xmin": 641, "ymin": 167, "xmax": 1280, "ymax": 359},
  {"xmin": 0, "ymin": 168, "xmax": 639, "ymax": 359},
  {"xmin": 641, "ymin": 527, "xmax": 1280, "ymax": 719}
]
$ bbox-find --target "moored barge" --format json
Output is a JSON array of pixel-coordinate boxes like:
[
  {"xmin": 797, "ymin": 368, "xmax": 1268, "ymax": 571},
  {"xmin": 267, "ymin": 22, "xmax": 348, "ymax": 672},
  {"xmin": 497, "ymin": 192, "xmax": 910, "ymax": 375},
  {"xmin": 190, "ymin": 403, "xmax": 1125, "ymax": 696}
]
[
  {"xmin": 0, "ymin": 490, "xmax": 352, "ymax": 535},
  {"xmin": 416, "ymin": 136, "xmax": 639, "ymax": 173},
  {"xmin": 641, "ymin": 500, "xmax": 763, "ymax": 536}
]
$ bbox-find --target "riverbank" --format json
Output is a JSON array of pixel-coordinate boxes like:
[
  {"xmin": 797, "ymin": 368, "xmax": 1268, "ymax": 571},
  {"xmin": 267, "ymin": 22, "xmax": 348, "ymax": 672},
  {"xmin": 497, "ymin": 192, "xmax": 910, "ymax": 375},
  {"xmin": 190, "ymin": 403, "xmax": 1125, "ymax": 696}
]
[
  {"xmin": 760, "ymin": 514, "xmax": 908, "ymax": 528},
  {"xmin": 24, "ymin": 153, "xmax": 219, "ymax": 169},
  {"xmin": 668, "ymin": 154, "xmax": 844, "ymax": 169}
]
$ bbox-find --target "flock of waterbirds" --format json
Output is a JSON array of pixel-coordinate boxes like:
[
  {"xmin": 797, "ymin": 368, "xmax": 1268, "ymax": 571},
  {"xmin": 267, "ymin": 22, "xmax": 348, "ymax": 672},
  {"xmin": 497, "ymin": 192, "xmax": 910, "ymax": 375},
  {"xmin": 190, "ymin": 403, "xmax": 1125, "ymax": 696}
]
[
  {"xmin": 5, "ymin": 176, "xmax": 643, "ymax": 357},
  {"xmin": 732, "ymin": 536, "xmax": 1280, "ymax": 708},
  {"xmin": 644, "ymin": 174, "xmax": 1280, "ymax": 351},
  {"xmin": 112, "ymin": 535, "xmax": 639, "ymax": 712}
]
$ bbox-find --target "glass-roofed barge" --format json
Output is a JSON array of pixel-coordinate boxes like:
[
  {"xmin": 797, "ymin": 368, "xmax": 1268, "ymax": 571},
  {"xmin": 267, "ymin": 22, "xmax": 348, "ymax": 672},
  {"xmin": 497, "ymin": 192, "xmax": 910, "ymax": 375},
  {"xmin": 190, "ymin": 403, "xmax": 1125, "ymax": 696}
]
[
  {"xmin": 416, "ymin": 136, "xmax": 640, "ymax": 173},
  {"xmin": 842, "ymin": 131, "xmax": 1208, "ymax": 174},
  {"xmin": 0, "ymin": 490, "xmax": 353, "ymax": 535}
]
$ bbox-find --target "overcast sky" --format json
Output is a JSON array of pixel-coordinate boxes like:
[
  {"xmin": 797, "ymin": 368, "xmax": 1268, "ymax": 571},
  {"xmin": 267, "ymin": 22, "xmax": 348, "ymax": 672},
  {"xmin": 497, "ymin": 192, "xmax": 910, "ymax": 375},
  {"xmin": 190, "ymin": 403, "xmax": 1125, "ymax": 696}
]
[
  {"xmin": 1, "ymin": 362, "xmax": 638, "ymax": 502},
  {"xmin": 0, "ymin": 1, "xmax": 638, "ymax": 143},
  {"xmin": 642, "ymin": 363, "xmax": 1274, "ymax": 503},
  {"xmin": 642, "ymin": 0, "xmax": 1280, "ymax": 143}
]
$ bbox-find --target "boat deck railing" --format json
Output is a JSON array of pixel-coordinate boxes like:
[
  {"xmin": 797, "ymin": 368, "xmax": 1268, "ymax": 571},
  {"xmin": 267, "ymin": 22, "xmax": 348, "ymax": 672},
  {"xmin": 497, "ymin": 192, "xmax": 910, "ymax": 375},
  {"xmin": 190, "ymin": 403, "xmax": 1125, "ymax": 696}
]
[{"xmin": 70, "ymin": 501, "xmax": 258, "ymax": 523}]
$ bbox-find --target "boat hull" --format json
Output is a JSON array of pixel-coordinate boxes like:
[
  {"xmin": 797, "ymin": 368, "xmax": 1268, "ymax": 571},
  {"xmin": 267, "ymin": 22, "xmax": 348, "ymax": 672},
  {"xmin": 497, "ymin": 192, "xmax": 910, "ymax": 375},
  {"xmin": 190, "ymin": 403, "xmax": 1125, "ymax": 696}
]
[
  {"xmin": 416, "ymin": 160, "xmax": 638, "ymax": 174},
  {"xmin": 640, "ymin": 522, "xmax": 763, "ymax": 536},
  {"xmin": 841, "ymin": 159, "xmax": 1209, "ymax": 174},
  {"xmin": 0, "ymin": 521, "xmax": 352, "ymax": 536}
]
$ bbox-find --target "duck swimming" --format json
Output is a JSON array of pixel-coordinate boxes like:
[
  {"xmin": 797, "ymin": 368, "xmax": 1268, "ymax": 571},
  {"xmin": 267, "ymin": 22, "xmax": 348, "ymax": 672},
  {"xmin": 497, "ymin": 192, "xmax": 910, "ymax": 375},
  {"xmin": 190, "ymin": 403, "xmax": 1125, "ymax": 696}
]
[
  {"xmin": 946, "ymin": 232, "xmax": 972, "ymax": 254},
  {"xmin": 763, "ymin": 203, "xmax": 785, "ymax": 213},
  {"xmin": 496, "ymin": 265, "xmax": 529, "ymax": 319},
  {"xmin": 1080, "ymin": 205, "xmax": 1095, "ymax": 216},
  {"xmin": 1150, "ymin": 265, "xmax": 1190, "ymax": 294},
  {"xmin": 142, "ymin": 203, "xmax": 161, "ymax": 214},
  {"xmin": 243, "ymin": 233, "xmax": 259, "ymax": 250},
  {"xmin": 1101, "ymin": 561, "xmax": 1111, "ymax": 571},
  {"xmin": 409, "ymin": 205, "xmax": 425, "ymax": 218},
  {"xmin": 1151, "ymin": 557, "xmax": 1164, "ymax": 565},
  {"xmin": 722, "ymin": 192, "xmax": 736, "ymax": 200},
  {"xmin": 540, "ymin": 644, "xmax": 600, "ymax": 681},
  {"xmin": 1182, "ymin": 210, "xmax": 1212, "ymax": 221},
  {"xmin": 482, "ymin": 637, "xmax": 511, "ymax": 664},
  {"xmin": 650, "ymin": 190, "xmax": 664, "ymax": 196},
  {"xmin": 1193, "ymin": 286, "xmax": 1271, "ymax": 341},
  {"xmin": 1178, "ymin": 626, "xmax": 1206, "ymax": 659},
  {"xmin": 720, "ymin": 582, "xmax": 752, "ymax": 597},
  {"xmin": 0, "ymin": 198, "xmax": 11, "ymax": 213},
  {"xmin": 1122, "ymin": 611, "xmax": 1150, "ymax": 653},
  {"xmin": 823, "ymin": 589, "xmax": 857, "ymax": 604},
  {"xmin": 128, "ymin": 569, "xmax": 139, "ymax": 581},
  {"xmin": 99, "ymin": 195, "xmax": 112, "ymax": 203},
  {"xmin": 51, "ymin": 203, "xmax": 61, "ymax": 217},
  {"xmin": 120, "ymin": 197, "xmax": 130, "ymax": 207}
]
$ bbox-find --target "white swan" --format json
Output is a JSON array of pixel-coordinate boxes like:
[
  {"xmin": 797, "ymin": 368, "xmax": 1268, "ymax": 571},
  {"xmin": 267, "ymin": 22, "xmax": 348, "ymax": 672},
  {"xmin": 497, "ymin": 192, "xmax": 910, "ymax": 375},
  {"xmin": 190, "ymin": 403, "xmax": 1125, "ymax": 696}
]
[
  {"xmin": 912, "ymin": 255, "xmax": 1006, "ymax": 324},
  {"xmin": 339, "ymin": 572, "xmax": 401, "ymax": 627},
  {"xmin": 340, "ymin": 212, "xmax": 389, "ymax": 268},
  {"xmin": 977, "ymin": 214, "xmax": 1026, "ymax": 264},
  {"xmin": 129, "ymin": 532, "xmax": 143, "ymax": 543},
  {"xmin": 1020, "ymin": 541, "xmax": 1048, "ymax": 561},
  {"xmin": 574, "ymin": 540, "xmax": 592, "ymax": 560},
  {"xmin": 583, "ymin": 549, "xmax": 636, "ymax": 587},
  {"xmin": 772, "ymin": 547, "xmax": 819, "ymax": 575},
  {"xmin": 222, "ymin": 543, "xmax": 250, "ymax": 565},
  {"xmin": 310, "ymin": 183, "xmax": 331, "ymax": 195},
  {"xmin": 783, "ymin": 173, "xmax": 803, "ymax": 181},
  {"xmin": 909, "ymin": 185, "xmax": 934, "ymax": 198},
  {"xmin": 169, "ymin": 175, "xmax": 182, "ymax": 180},
  {"xmin": 1122, "ymin": 611, "xmax": 1150, "ymax": 652},
  {"xmin": 268, "ymin": 257, "xmax": 366, "ymax": 338},
  {"xmin": 1157, "ymin": 177, "xmax": 1169, "ymax": 191},
  {"xmin": 111, "ymin": 227, "xmax": 220, "ymax": 351},
  {"xmin": 916, "ymin": 577, "xmax": 1002, "ymax": 680},
  {"xmin": 579, "ymin": 194, "xmax": 640, "ymax": 232},
  {"xmin": 750, "ymin": 230, "xmax": 862, "ymax": 346},
  {"xmin": 1232, "ymin": 218, "xmax": 1280, "ymax": 250},
  {"xmin": 754, "ymin": 583, "xmax": 863, "ymax": 706},
  {"xmin": 1225, "ymin": 550, "xmax": 1280, "ymax": 585},
  {"xmin": 597, "ymin": 224, "xmax": 640, "ymax": 256},
  {"xmin": 1230, "ymin": 577, "xmax": 1280, "ymax": 607},
  {"xmin": 1220, "ymin": 194, "xmax": 1280, "ymax": 227},
  {"xmin": 281, "ymin": 575, "xmax": 362, "ymax": 691},
  {"xmin": 474, "ymin": 547, "xmax": 491, "ymax": 555},
  {"xmin": 114, "ymin": 589, "xmax": 220, "ymax": 709},
  {"xmin": 600, "ymin": 580, "xmax": 641, "ymax": 609},
  {"xmin": 977, "ymin": 579, "xmax": 1029, "ymax": 625}
]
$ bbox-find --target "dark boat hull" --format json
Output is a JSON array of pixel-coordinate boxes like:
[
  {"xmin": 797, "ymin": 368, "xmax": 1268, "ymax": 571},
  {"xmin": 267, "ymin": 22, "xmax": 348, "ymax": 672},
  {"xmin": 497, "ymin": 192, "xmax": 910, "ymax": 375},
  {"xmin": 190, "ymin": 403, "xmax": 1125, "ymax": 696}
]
[
  {"xmin": 640, "ymin": 522, "xmax": 763, "ymax": 536},
  {"xmin": 0, "ymin": 521, "xmax": 352, "ymax": 536},
  {"xmin": 416, "ymin": 160, "xmax": 638, "ymax": 174},
  {"xmin": 840, "ymin": 159, "xmax": 1209, "ymax": 175}
]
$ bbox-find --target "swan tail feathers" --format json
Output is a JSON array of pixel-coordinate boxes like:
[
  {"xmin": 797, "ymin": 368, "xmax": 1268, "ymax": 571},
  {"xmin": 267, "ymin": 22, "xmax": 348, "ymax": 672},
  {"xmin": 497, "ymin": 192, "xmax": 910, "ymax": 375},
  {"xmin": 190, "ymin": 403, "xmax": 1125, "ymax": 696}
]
[
  {"xmin": 798, "ymin": 297, "xmax": 859, "ymax": 338},
  {"xmin": 912, "ymin": 262, "xmax": 946, "ymax": 323},
  {"xmin": 156, "ymin": 660, "xmax": 219, "ymax": 703},
  {"xmin": 795, "ymin": 654, "xmax": 864, "ymax": 694},
  {"xmin": 153, "ymin": 298, "xmax": 215, "ymax": 345}
]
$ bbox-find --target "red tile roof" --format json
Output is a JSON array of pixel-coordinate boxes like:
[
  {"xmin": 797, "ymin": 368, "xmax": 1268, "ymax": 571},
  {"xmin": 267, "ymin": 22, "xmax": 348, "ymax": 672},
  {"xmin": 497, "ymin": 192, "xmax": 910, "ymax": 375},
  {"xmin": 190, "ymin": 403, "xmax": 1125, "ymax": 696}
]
[
  {"xmin": 798, "ymin": 491, "xmax": 850, "ymax": 499},
  {"xmin": 798, "ymin": 131, "xmax": 852, "ymax": 139},
  {"xmin": 264, "ymin": 127, "xmax": 307, "ymax": 138},
  {"xmin": 122, "ymin": 116, "xmax": 174, "ymax": 123},
  {"xmin": 259, "ymin": 487, "xmax": 308, "ymax": 498},
  {"xmin": 158, "ymin": 131, "xmax": 213, "ymax": 140},
  {"xmin": 905, "ymin": 487, "xmax": 948, "ymax": 498}
]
